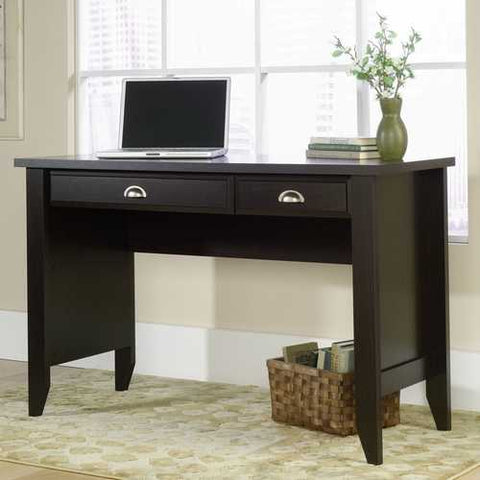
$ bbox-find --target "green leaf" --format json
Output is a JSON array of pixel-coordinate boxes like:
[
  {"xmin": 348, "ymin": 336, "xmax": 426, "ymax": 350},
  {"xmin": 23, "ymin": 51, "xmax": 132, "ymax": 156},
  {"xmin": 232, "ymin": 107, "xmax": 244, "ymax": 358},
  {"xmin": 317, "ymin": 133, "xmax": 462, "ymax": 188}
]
[
  {"xmin": 331, "ymin": 13, "xmax": 421, "ymax": 97},
  {"xmin": 356, "ymin": 72, "xmax": 370, "ymax": 81},
  {"xmin": 384, "ymin": 76, "xmax": 394, "ymax": 87}
]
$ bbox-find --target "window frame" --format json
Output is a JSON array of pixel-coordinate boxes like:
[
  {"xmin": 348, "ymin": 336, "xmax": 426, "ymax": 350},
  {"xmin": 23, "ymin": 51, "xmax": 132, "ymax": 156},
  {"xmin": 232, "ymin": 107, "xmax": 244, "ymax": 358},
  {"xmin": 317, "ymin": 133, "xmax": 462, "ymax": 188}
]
[{"xmin": 75, "ymin": 0, "xmax": 468, "ymax": 243}]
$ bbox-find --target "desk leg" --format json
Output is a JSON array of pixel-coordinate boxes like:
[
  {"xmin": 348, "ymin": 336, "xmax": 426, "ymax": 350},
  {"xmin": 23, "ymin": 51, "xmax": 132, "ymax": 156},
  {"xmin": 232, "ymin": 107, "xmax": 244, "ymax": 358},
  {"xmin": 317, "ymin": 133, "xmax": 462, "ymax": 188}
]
[
  {"xmin": 28, "ymin": 360, "xmax": 50, "ymax": 417},
  {"xmin": 351, "ymin": 176, "xmax": 383, "ymax": 465},
  {"xmin": 115, "ymin": 346, "xmax": 136, "ymax": 391},
  {"xmin": 26, "ymin": 169, "xmax": 136, "ymax": 415},
  {"xmin": 27, "ymin": 170, "xmax": 50, "ymax": 416},
  {"xmin": 417, "ymin": 169, "xmax": 451, "ymax": 431}
]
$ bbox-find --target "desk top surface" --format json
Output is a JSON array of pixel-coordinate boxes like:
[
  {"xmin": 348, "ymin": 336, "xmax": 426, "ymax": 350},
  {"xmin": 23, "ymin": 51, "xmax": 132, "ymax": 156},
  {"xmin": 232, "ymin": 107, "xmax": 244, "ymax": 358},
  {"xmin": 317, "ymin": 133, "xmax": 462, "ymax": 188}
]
[{"xmin": 14, "ymin": 153, "xmax": 455, "ymax": 176}]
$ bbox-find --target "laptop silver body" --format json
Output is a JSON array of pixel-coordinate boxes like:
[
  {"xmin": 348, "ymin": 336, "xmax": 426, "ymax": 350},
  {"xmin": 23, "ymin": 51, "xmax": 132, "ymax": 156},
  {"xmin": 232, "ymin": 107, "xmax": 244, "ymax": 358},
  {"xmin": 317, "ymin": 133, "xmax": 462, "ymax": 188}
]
[{"xmin": 97, "ymin": 77, "xmax": 231, "ymax": 159}]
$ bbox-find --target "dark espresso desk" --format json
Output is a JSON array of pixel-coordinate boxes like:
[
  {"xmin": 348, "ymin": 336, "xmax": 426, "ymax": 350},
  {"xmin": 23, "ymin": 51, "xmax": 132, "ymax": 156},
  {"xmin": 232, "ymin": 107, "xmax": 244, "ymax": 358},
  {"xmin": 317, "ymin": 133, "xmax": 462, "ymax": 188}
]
[{"xmin": 15, "ymin": 154, "xmax": 454, "ymax": 465}]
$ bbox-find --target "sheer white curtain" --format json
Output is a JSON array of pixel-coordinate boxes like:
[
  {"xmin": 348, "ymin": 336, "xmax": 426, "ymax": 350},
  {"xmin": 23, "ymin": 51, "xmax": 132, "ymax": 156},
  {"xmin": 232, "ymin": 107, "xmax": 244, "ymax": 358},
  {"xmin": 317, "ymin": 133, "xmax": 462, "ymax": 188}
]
[{"xmin": 77, "ymin": 0, "xmax": 467, "ymax": 238}]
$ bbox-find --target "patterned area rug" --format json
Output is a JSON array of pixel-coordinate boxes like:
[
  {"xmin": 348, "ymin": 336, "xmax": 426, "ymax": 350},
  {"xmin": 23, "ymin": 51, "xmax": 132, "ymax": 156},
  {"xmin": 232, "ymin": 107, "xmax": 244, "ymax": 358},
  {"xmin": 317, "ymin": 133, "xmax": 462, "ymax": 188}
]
[{"xmin": 0, "ymin": 368, "xmax": 479, "ymax": 480}]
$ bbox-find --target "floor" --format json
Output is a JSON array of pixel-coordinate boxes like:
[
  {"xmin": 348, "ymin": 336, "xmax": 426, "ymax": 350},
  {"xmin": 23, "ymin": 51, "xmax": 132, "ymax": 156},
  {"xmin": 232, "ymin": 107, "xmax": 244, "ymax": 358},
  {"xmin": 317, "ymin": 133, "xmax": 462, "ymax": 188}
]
[
  {"xmin": 0, "ymin": 360, "xmax": 110, "ymax": 480},
  {"xmin": 463, "ymin": 469, "xmax": 480, "ymax": 480},
  {"xmin": 0, "ymin": 461, "xmax": 109, "ymax": 480},
  {"xmin": 0, "ymin": 359, "xmax": 479, "ymax": 480}
]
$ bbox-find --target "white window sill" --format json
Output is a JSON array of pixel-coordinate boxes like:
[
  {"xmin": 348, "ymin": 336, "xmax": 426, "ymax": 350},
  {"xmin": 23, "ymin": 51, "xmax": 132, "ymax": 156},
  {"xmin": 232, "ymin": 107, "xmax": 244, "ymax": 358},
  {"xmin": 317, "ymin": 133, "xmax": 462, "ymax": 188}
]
[{"xmin": 449, "ymin": 235, "xmax": 468, "ymax": 245}]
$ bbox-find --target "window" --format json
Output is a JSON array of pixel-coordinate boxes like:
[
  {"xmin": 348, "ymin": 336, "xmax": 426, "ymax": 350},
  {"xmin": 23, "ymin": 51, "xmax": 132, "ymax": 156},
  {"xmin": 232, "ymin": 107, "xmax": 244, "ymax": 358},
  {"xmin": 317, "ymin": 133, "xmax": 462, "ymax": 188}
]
[{"xmin": 77, "ymin": 0, "xmax": 467, "ymax": 239}]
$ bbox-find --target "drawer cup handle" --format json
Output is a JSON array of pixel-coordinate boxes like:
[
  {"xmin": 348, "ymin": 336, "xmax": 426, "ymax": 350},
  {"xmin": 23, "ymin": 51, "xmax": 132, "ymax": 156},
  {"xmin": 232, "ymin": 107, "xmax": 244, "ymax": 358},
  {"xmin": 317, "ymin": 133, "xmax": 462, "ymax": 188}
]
[
  {"xmin": 278, "ymin": 190, "xmax": 305, "ymax": 204},
  {"xmin": 124, "ymin": 185, "xmax": 147, "ymax": 199}
]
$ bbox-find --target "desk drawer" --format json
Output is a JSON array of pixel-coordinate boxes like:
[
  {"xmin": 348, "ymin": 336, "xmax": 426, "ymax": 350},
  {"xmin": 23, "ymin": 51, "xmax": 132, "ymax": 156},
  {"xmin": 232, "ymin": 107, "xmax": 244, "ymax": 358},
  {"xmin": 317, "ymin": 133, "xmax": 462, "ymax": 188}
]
[
  {"xmin": 236, "ymin": 177, "xmax": 348, "ymax": 217},
  {"xmin": 50, "ymin": 173, "xmax": 234, "ymax": 214}
]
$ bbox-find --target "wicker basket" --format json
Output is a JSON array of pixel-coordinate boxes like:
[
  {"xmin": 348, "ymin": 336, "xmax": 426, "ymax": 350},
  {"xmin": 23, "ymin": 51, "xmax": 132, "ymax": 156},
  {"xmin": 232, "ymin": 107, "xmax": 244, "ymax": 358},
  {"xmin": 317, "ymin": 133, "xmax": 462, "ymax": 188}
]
[{"xmin": 267, "ymin": 357, "xmax": 400, "ymax": 436}]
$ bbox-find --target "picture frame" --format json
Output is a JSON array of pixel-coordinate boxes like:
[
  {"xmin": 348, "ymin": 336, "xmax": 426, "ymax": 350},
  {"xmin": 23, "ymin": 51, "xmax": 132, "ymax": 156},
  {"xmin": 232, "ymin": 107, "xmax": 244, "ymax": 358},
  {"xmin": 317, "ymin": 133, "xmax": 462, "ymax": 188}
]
[{"xmin": 0, "ymin": 0, "xmax": 24, "ymax": 140}]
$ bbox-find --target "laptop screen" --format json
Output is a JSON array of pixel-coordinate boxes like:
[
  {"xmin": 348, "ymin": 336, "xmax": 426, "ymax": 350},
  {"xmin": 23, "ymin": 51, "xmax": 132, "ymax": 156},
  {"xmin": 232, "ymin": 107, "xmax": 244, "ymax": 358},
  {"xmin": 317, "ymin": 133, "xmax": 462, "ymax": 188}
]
[{"xmin": 121, "ymin": 79, "xmax": 228, "ymax": 149}]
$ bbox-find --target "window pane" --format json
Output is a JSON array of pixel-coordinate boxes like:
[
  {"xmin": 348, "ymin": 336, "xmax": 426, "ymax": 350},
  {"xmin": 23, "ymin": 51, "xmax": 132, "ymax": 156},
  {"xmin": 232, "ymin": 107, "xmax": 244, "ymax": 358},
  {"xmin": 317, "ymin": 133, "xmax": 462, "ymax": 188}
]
[
  {"xmin": 79, "ymin": 77, "xmax": 123, "ymax": 153},
  {"xmin": 261, "ymin": 0, "xmax": 356, "ymax": 67},
  {"xmin": 367, "ymin": 1, "xmax": 466, "ymax": 63},
  {"xmin": 263, "ymin": 73, "xmax": 357, "ymax": 156},
  {"xmin": 227, "ymin": 75, "xmax": 255, "ymax": 153},
  {"xmin": 79, "ymin": 75, "xmax": 254, "ymax": 154},
  {"xmin": 79, "ymin": 0, "xmax": 162, "ymax": 71},
  {"xmin": 167, "ymin": 0, "xmax": 255, "ymax": 68},
  {"xmin": 369, "ymin": 70, "xmax": 468, "ymax": 237}
]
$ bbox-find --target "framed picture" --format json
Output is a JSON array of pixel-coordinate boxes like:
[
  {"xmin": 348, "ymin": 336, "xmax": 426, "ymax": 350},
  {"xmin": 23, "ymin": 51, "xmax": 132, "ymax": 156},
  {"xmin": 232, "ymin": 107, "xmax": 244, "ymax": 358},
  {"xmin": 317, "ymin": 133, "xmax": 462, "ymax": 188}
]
[{"xmin": 0, "ymin": 0, "xmax": 23, "ymax": 140}]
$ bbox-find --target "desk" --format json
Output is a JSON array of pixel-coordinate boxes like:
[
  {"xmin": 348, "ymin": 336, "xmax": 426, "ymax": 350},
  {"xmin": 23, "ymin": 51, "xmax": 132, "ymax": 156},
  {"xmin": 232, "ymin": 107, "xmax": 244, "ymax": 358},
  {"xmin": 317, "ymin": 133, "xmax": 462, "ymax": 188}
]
[{"xmin": 14, "ymin": 154, "xmax": 454, "ymax": 465}]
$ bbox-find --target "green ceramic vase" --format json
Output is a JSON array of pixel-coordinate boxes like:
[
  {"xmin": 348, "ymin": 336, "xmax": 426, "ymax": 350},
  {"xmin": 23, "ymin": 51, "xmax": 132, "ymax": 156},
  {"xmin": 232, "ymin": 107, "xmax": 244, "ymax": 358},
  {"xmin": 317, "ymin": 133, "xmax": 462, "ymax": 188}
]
[{"xmin": 376, "ymin": 97, "xmax": 408, "ymax": 162}]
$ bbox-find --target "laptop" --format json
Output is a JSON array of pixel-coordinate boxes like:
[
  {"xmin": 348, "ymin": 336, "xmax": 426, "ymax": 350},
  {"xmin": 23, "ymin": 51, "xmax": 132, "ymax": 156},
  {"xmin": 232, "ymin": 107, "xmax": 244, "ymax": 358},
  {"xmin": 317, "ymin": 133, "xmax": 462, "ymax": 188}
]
[{"xmin": 97, "ymin": 77, "xmax": 231, "ymax": 159}]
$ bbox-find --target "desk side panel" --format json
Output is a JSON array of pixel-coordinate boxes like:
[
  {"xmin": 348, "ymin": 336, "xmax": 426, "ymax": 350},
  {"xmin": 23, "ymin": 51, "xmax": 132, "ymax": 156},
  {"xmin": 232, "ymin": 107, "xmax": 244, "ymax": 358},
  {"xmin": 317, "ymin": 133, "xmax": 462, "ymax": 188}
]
[
  {"xmin": 46, "ymin": 207, "xmax": 135, "ymax": 365},
  {"xmin": 376, "ymin": 174, "xmax": 422, "ymax": 371}
]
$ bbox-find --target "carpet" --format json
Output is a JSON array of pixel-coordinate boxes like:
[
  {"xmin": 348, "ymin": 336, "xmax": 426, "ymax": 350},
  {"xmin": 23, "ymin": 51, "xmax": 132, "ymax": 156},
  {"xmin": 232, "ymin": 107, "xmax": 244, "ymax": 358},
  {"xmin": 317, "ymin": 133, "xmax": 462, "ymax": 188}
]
[{"xmin": 0, "ymin": 368, "xmax": 479, "ymax": 480}]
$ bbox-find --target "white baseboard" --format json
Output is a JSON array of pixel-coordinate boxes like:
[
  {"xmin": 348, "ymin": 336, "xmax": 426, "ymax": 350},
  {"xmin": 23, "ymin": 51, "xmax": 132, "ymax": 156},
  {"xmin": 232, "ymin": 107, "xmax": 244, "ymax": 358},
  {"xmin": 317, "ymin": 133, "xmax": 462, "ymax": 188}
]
[
  {"xmin": 1, "ymin": 310, "xmax": 479, "ymax": 411},
  {"xmin": 0, "ymin": 310, "xmax": 28, "ymax": 361}
]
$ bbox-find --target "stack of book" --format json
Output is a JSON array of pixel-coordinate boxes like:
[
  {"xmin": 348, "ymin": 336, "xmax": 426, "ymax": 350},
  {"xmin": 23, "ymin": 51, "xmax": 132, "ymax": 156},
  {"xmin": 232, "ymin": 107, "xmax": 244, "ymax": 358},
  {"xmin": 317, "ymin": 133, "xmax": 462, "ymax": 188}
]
[
  {"xmin": 306, "ymin": 137, "xmax": 380, "ymax": 160},
  {"xmin": 317, "ymin": 340, "xmax": 354, "ymax": 374},
  {"xmin": 282, "ymin": 340, "xmax": 355, "ymax": 374},
  {"xmin": 282, "ymin": 342, "xmax": 319, "ymax": 367}
]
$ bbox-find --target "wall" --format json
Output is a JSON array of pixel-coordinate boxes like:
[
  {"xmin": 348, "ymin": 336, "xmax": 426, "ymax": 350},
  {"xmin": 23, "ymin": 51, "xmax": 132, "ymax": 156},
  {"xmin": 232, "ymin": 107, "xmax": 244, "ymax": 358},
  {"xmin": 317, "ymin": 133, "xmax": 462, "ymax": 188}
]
[
  {"xmin": 0, "ymin": 0, "xmax": 478, "ymax": 353},
  {"xmin": 450, "ymin": 0, "xmax": 480, "ymax": 352},
  {"xmin": 0, "ymin": 0, "xmax": 74, "ymax": 309}
]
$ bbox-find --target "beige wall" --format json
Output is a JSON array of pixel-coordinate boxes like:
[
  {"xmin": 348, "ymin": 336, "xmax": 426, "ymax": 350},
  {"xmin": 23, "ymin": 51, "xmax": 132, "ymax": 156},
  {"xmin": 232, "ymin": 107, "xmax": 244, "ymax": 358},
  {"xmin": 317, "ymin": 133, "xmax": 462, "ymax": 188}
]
[
  {"xmin": 0, "ymin": 0, "xmax": 73, "ymax": 309},
  {"xmin": 1, "ymin": 0, "xmax": 478, "ymax": 351},
  {"xmin": 450, "ymin": 0, "xmax": 480, "ymax": 351}
]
